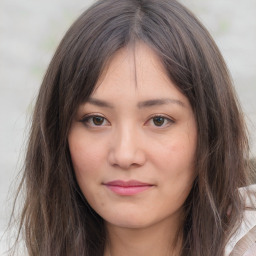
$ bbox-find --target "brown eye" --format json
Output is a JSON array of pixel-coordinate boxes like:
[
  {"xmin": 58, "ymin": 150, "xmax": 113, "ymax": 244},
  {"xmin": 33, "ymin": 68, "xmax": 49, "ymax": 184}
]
[
  {"xmin": 147, "ymin": 115, "xmax": 174, "ymax": 128},
  {"xmin": 92, "ymin": 116, "xmax": 104, "ymax": 126},
  {"xmin": 80, "ymin": 115, "xmax": 109, "ymax": 127},
  {"xmin": 153, "ymin": 116, "xmax": 165, "ymax": 126}
]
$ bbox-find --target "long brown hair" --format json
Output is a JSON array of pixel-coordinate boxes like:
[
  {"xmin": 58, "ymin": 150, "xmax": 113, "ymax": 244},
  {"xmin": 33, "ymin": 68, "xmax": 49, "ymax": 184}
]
[{"xmin": 11, "ymin": 0, "xmax": 253, "ymax": 255}]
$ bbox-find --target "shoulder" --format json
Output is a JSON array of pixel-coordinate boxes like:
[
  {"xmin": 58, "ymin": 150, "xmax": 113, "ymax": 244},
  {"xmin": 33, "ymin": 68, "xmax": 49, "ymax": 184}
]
[{"xmin": 225, "ymin": 184, "xmax": 256, "ymax": 256}]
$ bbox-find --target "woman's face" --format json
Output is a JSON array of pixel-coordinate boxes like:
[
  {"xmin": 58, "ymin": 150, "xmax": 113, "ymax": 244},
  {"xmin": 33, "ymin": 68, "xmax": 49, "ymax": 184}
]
[{"xmin": 68, "ymin": 43, "xmax": 197, "ymax": 229}]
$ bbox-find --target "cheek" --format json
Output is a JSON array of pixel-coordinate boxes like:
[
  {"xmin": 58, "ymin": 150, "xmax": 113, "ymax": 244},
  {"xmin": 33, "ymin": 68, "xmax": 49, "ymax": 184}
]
[
  {"xmin": 69, "ymin": 129, "xmax": 105, "ymax": 171},
  {"xmin": 69, "ymin": 140, "xmax": 109, "ymax": 215},
  {"xmin": 150, "ymin": 130, "xmax": 197, "ymax": 194},
  {"xmin": 69, "ymin": 139, "xmax": 103, "ymax": 206},
  {"xmin": 160, "ymin": 140, "xmax": 196, "ymax": 204},
  {"xmin": 71, "ymin": 142, "xmax": 101, "ymax": 165},
  {"xmin": 68, "ymin": 131, "xmax": 101, "ymax": 192},
  {"xmin": 170, "ymin": 125, "xmax": 197, "ymax": 166},
  {"xmin": 154, "ymin": 134, "xmax": 196, "ymax": 169},
  {"xmin": 169, "ymin": 141, "xmax": 196, "ymax": 167}
]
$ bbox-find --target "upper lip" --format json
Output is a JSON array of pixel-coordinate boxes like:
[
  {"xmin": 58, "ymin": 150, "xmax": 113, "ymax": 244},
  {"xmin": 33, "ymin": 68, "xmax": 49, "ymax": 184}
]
[{"xmin": 104, "ymin": 180, "xmax": 153, "ymax": 187}]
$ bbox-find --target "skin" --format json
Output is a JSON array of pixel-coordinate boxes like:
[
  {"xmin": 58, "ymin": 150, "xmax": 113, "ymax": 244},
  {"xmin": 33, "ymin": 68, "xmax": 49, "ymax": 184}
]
[{"xmin": 68, "ymin": 43, "xmax": 198, "ymax": 256}]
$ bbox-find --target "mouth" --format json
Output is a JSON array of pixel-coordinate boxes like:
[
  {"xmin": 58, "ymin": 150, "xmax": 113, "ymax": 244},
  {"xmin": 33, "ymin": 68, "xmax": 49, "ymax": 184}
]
[{"xmin": 103, "ymin": 180, "xmax": 154, "ymax": 196}]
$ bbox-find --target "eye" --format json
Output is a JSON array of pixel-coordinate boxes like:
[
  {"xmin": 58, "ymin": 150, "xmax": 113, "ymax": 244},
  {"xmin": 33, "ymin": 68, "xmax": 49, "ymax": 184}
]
[
  {"xmin": 152, "ymin": 116, "xmax": 165, "ymax": 126},
  {"xmin": 147, "ymin": 115, "xmax": 174, "ymax": 128},
  {"xmin": 80, "ymin": 115, "xmax": 110, "ymax": 127}
]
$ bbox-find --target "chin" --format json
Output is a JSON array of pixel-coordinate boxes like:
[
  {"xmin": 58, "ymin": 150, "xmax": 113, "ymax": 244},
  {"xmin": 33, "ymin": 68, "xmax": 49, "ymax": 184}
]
[
  {"xmin": 104, "ymin": 211, "xmax": 158, "ymax": 230},
  {"xmin": 107, "ymin": 219, "xmax": 150, "ymax": 229}
]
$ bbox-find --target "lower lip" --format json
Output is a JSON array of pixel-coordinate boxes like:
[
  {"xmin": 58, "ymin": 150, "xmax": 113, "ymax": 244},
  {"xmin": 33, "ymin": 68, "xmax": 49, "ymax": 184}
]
[{"xmin": 105, "ymin": 185, "xmax": 153, "ymax": 195}]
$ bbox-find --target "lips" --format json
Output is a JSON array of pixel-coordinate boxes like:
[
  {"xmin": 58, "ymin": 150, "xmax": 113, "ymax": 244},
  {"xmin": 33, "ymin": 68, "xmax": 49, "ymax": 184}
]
[{"xmin": 103, "ymin": 180, "xmax": 153, "ymax": 196}]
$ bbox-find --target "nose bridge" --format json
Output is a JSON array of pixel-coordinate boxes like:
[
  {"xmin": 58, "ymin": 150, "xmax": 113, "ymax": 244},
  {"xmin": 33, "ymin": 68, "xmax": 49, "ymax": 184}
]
[
  {"xmin": 118, "ymin": 122, "xmax": 136, "ymax": 148},
  {"xmin": 108, "ymin": 122, "xmax": 145, "ymax": 169}
]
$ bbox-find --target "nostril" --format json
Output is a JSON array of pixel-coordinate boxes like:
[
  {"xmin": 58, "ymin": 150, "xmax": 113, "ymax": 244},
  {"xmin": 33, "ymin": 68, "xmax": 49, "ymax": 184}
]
[{"xmin": 107, "ymin": 147, "xmax": 146, "ymax": 170}]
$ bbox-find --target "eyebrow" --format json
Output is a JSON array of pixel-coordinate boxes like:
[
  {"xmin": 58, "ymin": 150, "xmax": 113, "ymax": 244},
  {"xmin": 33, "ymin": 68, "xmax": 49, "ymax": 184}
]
[
  {"xmin": 86, "ymin": 97, "xmax": 185, "ymax": 108},
  {"xmin": 137, "ymin": 98, "xmax": 185, "ymax": 108},
  {"xmin": 87, "ymin": 98, "xmax": 114, "ymax": 108}
]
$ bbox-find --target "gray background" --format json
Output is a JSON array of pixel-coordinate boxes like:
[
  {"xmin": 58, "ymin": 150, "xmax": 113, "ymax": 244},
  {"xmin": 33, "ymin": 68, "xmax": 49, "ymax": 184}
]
[{"xmin": 0, "ymin": 0, "xmax": 255, "ymax": 253}]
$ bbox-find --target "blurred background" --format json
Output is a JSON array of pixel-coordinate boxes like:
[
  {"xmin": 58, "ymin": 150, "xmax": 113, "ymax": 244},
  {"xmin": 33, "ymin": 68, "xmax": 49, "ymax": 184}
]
[{"xmin": 0, "ymin": 0, "xmax": 255, "ymax": 253}]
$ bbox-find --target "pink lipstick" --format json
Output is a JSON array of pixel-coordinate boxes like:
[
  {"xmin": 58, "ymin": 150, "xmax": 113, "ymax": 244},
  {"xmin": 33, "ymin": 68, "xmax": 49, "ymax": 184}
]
[{"xmin": 104, "ymin": 180, "xmax": 153, "ymax": 196}]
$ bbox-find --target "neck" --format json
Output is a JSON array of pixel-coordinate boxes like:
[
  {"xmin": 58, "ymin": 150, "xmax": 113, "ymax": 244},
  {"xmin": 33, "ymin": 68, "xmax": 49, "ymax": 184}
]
[{"xmin": 104, "ymin": 216, "xmax": 183, "ymax": 256}]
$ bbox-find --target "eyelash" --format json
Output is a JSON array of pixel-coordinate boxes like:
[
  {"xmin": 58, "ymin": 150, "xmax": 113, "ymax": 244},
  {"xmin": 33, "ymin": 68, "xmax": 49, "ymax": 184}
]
[
  {"xmin": 146, "ymin": 115, "xmax": 175, "ymax": 128},
  {"xmin": 80, "ymin": 114, "xmax": 175, "ymax": 128},
  {"xmin": 80, "ymin": 114, "xmax": 110, "ymax": 127}
]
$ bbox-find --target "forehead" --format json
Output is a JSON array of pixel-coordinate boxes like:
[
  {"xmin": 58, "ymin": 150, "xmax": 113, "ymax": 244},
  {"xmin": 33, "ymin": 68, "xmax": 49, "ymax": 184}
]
[
  {"xmin": 97, "ymin": 43, "xmax": 165, "ymax": 84},
  {"xmin": 91, "ymin": 43, "xmax": 190, "ymax": 107}
]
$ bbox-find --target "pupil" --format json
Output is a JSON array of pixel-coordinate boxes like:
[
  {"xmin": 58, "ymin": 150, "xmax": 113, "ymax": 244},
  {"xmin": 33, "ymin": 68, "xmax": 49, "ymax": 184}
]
[
  {"xmin": 93, "ymin": 116, "xmax": 104, "ymax": 125},
  {"xmin": 153, "ymin": 117, "xmax": 164, "ymax": 126}
]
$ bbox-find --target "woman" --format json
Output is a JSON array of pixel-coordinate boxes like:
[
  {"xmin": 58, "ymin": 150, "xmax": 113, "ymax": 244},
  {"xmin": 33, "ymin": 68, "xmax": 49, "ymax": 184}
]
[{"xmin": 11, "ymin": 0, "xmax": 256, "ymax": 255}]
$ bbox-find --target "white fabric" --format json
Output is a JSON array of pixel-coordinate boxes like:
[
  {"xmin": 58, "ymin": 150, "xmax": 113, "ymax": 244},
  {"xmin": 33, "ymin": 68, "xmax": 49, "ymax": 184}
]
[{"xmin": 225, "ymin": 184, "xmax": 256, "ymax": 256}]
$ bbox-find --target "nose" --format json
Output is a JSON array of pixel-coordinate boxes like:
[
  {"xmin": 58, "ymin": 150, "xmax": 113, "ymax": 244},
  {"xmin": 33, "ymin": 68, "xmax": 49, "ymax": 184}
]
[{"xmin": 108, "ymin": 125, "xmax": 146, "ymax": 170}]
